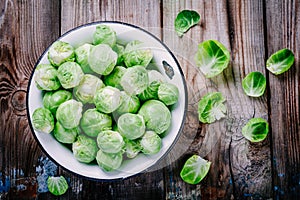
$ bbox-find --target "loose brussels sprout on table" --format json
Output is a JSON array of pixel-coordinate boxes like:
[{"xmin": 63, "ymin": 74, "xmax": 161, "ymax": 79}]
[
  {"xmin": 266, "ymin": 48, "xmax": 294, "ymax": 75},
  {"xmin": 242, "ymin": 118, "xmax": 269, "ymax": 142},
  {"xmin": 242, "ymin": 71, "xmax": 266, "ymax": 97},
  {"xmin": 31, "ymin": 24, "xmax": 181, "ymax": 173}
]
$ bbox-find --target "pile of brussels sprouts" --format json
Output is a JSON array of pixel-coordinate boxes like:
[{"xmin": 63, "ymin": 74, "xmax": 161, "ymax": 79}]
[{"xmin": 31, "ymin": 24, "xmax": 180, "ymax": 172}]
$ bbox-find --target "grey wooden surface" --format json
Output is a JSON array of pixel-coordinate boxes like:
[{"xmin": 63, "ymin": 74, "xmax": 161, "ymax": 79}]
[{"xmin": 0, "ymin": 0, "xmax": 299, "ymax": 199}]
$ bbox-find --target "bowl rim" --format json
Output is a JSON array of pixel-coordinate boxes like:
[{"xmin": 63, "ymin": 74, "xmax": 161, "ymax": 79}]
[{"xmin": 26, "ymin": 20, "xmax": 188, "ymax": 181}]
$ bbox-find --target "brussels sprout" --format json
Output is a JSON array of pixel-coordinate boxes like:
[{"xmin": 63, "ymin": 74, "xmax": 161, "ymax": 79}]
[
  {"xmin": 88, "ymin": 44, "xmax": 118, "ymax": 75},
  {"xmin": 75, "ymin": 43, "xmax": 94, "ymax": 73},
  {"xmin": 138, "ymin": 81, "xmax": 160, "ymax": 101},
  {"xmin": 94, "ymin": 86, "xmax": 122, "ymax": 114},
  {"xmin": 124, "ymin": 138, "xmax": 141, "ymax": 159},
  {"xmin": 103, "ymin": 66, "xmax": 127, "ymax": 89},
  {"xmin": 180, "ymin": 155, "xmax": 211, "ymax": 184},
  {"xmin": 96, "ymin": 150, "xmax": 123, "ymax": 172},
  {"xmin": 242, "ymin": 118, "xmax": 269, "ymax": 142},
  {"xmin": 48, "ymin": 41, "xmax": 75, "ymax": 67},
  {"xmin": 73, "ymin": 74, "xmax": 104, "ymax": 104},
  {"xmin": 43, "ymin": 90, "xmax": 72, "ymax": 115},
  {"xmin": 32, "ymin": 107, "xmax": 54, "ymax": 133},
  {"xmin": 242, "ymin": 71, "xmax": 266, "ymax": 97},
  {"xmin": 158, "ymin": 82, "xmax": 179, "ymax": 106},
  {"xmin": 56, "ymin": 99, "xmax": 83, "ymax": 129},
  {"xmin": 148, "ymin": 70, "xmax": 166, "ymax": 83},
  {"xmin": 117, "ymin": 113, "xmax": 146, "ymax": 140},
  {"xmin": 57, "ymin": 61, "xmax": 84, "ymax": 89},
  {"xmin": 195, "ymin": 40, "xmax": 230, "ymax": 78},
  {"xmin": 97, "ymin": 130, "xmax": 124, "ymax": 153},
  {"xmin": 80, "ymin": 109, "xmax": 112, "ymax": 137},
  {"xmin": 47, "ymin": 176, "xmax": 68, "ymax": 196},
  {"xmin": 93, "ymin": 24, "xmax": 117, "ymax": 47},
  {"xmin": 53, "ymin": 122, "xmax": 78, "ymax": 144},
  {"xmin": 72, "ymin": 135, "xmax": 98, "ymax": 163},
  {"xmin": 112, "ymin": 44, "xmax": 125, "ymax": 65},
  {"xmin": 198, "ymin": 92, "xmax": 226, "ymax": 123},
  {"xmin": 34, "ymin": 64, "xmax": 61, "ymax": 91},
  {"xmin": 175, "ymin": 10, "xmax": 200, "ymax": 37},
  {"xmin": 266, "ymin": 48, "xmax": 295, "ymax": 75},
  {"xmin": 120, "ymin": 65, "xmax": 149, "ymax": 95},
  {"xmin": 123, "ymin": 40, "xmax": 153, "ymax": 68},
  {"xmin": 138, "ymin": 100, "xmax": 171, "ymax": 134},
  {"xmin": 139, "ymin": 131, "xmax": 162, "ymax": 155},
  {"xmin": 115, "ymin": 91, "xmax": 140, "ymax": 115}
]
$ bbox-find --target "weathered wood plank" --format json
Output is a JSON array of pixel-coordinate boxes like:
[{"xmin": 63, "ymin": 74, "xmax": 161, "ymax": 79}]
[
  {"xmin": 265, "ymin": 0, "xmax": 300, "ymax": 199},
  {"xmin": 162, "ymin": 0, "xmax": 271, "ymax": 199},
  {"xmin": 59, "ymin": 0, "xmax": 164, "ymax": 199},
  {"xmin": 0, "ymin": 0, "xmax": 60, "ymax": 198}
]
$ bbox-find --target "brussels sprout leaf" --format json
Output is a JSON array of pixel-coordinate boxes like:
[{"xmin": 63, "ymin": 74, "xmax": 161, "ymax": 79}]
[
  {"xmin": 198, "ymin": 92, "xmax": 226, "ymax": 123},
  {"xmin": 175, "ymin": 10, "xmax": 200, "ymax": 37},
  {"xmin": 242, "ymin": 71, "xmax": 266, "ymax": 97},
  {"xmin": 47, "ymin": 176, "xmax": 68, "ymax": 196},
  {"xmin": 195, "ymin": 40, "xmax": 230, "ymax": 78},
  {"xmin": 180, "ymin": 155, "xmax": 211, "ymax": 184},
  {"xmin": 242, "ymin": 118, "xmax": 269, "ymax": 142},
  {"xmin": 266, "ymin": 48, "xmax": 294, "ymax": 75}
]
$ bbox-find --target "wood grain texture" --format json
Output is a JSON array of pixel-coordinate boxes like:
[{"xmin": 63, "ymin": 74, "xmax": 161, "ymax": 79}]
[
  {"xmin": 162, "ymin": 0, "xmax": 271, "ymax": 199},
  {"xmin": 265, "ymin": 0, "xmax": 300, "ymax": 198},
  {"xmin": 0, "ymin": 0, "xmax": 60, "ymax": 198}
]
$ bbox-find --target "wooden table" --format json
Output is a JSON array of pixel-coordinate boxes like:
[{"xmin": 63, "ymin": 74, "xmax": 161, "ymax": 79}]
[{"xmin": 0, "ymin": 0, "xmax": 299, "ymax": 199}]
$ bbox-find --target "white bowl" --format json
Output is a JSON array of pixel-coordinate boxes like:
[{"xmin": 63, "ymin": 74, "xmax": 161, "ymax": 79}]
[{"xmin": 27, "ymin": 21, "xmax": 187, "ymax": 180}]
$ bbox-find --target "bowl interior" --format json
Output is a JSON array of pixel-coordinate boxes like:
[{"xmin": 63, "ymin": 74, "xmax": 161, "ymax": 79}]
[{"xmin": 27, "ymin": 21, "xmax": 187, "ymax": 180}]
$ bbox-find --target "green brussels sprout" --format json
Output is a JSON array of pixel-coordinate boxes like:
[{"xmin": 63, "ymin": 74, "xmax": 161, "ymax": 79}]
[
  {"xmin": 75, "ymin": 43, "xmax": 94, "ymax": 73},
  {"xmin": 195, "ymin": 40, "xmax": 230, "ymax": 78},
  {"xmin": 138, "ymin": 81, "xmax": 160, "ymax": 101},
  {"xmin": 56, "ymin": 99, "xmax": 83, "ymax": 129},
  {"xmin": 266, "ymin": 48, "xmax": 294, "ymax": 75},
  {"xmin": 157, "ymin": 82, "xmax": 179, "ymax": 106},
  {"xmin": 97, "ymin": 130, "xmax": 124, "ymax": 153},
  {"xmin": 198, "ymin": 92, "xmax": 227, "ymax": 123},
  {"xmin": 115, "ymin": 91, "xmax": 140, "ymax": 115},
  {"xmin": 53, "ymin": 122, "xmax": 78, "ymax": 144},
  {"xmin": 120, "ymin": 65, "xmax": 149, "ymax": 95},
  {"xmin": 117, "ymin": 113, "xmax": 146, "ymax": 140},
  {"xmin": 103, "ymin": 66, "xmax": 127, "ymax": 89},
  {"xmin": 32, "ymin": 107, "xmax": 54, "ymax": 133},
  {"xmin": 48, "ymin": 41, "xmax": 75, "ymax": 67},
  {"xmin": 96, "ymin": 150, "xmax": 123, "ymax": 172},
  {"xmin": 242, "ymin": 118, "xmax": 269, "ymax": 142},
  {"xmin": 124, "ymin": 138, "xmax": 141, "ymax": 159},
  {"xmin": 94, "ymin": 86, "xmax": 122, "ymax": 114},
  {"xmin": 57, "ymin": 61, "xmax": 84, "ymax": 89},
  {"xmin": 43, "ymin": 90, "xmax": 72, "ymax": 115},
  {"xmin": 242, "ymin": 71, "xmax": 266, "ymax": 97},
  {"xmin": 180, "ymin": 155, "xmax": 211, "ymax": 184},
  {"xmin": 138, "ymin": 100, "xmax": 171, "ymax": 134},
  {"xmin": 123, "ymin": 40, "xmax": 153, "ymax": 68},
  {"xmin": 175, "ymin": 10, "xmax": 200, "ymax": 37},
  {"xmin": 34, "ymin": 64, "xmax": 61, "ymax": 91},
  {"xmin": 88, "ymin": 44, "xmax": 118, "ymax": 75},
  {"xmin": 112, "ymin": 44, "xmax": 125, "ymax": 65},
  {"xmin": 47, "ymin": 176, "xmax": 68, "ymax": 196},
  {"xmin": 72, "ymin": 135, "xmax": 98, "ymax": 163},
  {"xmin": 148, "ymin": 70, "xmax": 166, "ymax": 83},
  {"xmin": 139, "ymin": 131, "xmax": 162, "ymax": 155},
  {"xmin": 80, "ymin": 109, "xmax": 112, "ymax": 137},
  {"xmin": 73, "ymin": 74, "xmax": 105, "ymax": 104},
  {"xmin": 93, "ymin": 24, "xmax": 117, "ymax": 47}
]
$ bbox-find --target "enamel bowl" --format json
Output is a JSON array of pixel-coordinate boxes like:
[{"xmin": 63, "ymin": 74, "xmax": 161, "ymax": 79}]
[{"xmin": 27, "ymin": 21, "xmax": 187, "ymax": 180}]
